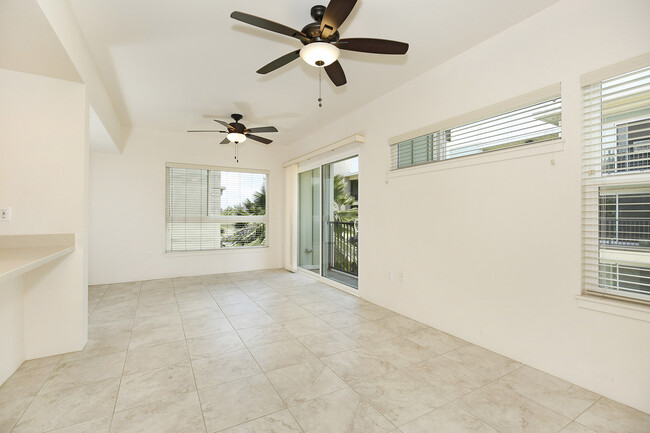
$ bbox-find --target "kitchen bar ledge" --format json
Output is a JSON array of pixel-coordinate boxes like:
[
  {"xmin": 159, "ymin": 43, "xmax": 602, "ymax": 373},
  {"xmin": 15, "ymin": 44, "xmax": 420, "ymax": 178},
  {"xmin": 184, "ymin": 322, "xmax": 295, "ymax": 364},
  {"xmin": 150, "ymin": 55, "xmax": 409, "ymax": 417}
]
[{"xmin": 0, "ymin": 234, "xmax": 75, "ymax": 284}]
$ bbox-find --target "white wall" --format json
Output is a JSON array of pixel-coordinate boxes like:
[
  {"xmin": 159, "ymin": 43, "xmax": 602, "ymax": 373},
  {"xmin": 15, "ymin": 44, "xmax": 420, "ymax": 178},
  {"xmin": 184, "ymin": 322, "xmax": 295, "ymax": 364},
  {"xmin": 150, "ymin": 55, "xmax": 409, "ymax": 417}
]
[
  {"xmin": 0, "ymin": 68, "xmax": 88, "ymax": 360},
  {"xmin": 88, "ymin": 128, "xmax": 286, "ymax": 284},
  {"xmin": 285, "ymin": 0, "xmax": 650, "ymax": 413}
]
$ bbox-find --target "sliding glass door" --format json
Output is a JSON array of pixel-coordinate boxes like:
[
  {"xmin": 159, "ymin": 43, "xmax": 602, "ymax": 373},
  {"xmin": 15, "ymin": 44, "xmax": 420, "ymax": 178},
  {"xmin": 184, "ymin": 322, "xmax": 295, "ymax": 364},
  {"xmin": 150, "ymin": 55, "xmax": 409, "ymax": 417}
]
[{"xmin": 298, "ymin": 155, "xmax": 358, "ymax": 289}]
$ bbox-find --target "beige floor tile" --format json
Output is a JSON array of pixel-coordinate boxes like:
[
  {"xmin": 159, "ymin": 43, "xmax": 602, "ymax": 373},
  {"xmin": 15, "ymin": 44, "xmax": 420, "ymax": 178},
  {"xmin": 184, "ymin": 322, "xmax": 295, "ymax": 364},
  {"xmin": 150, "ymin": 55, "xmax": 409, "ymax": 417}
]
[
  {"xmin": 319, "ymin": 310, "xmax": 368, "ymax": 328},
  {"xmin": 320, "ymin": 347, "xmax": 398, "ymax": 384},
  {"xmin": 404, "ymin": 327, "xmax": 468, "ymax": 354},
  {"xmin": 182, "ymin": 315, "xmax": 234, "ymax": 339},
  {"xmin": 124, "ymin": 340, "xmax": 189, "ymax": 375},
  {"xmin": 89, "ymin": 303, "xmax": 137, "ymax": 324},
  {"xmin": 404, "ymin": 355, "xmax": 490, "ymax": 400},
  {"xmin": 499, "ymin": 366, "xmax": 600, "ymax": 419},
  {"xmin": 177, "ymin": 298, "xmax": 219, "ymax": 313},
  {"xmin": 265, "ymin": 305, "xmax": 313, "ymax": 322},
  {"xmin": 135, "ymin": 301, "xmax": 179, "ymax": 318},
  {"xmin": 18, "ymin": 354, "xmax": 63, "ymax": 371},
  {"xmin": 40, "ymin": 351, "xmax": 126, "ymax": 394},
  {"xmin": 457, "ymin": 381, "xmax": 571, "ymax": 433},
  {"xmin": 0, "ymin": 363, "xmax": 56, "ymax": 399},
  {"xmin": 399, "ymin": 403, "xmax": 497, "ymax": 433},
  {"xmin": 375, "ymin": 315, "xmax": 427, "ymax": 335},
  {"xmin": 354, "ymin": 305, "xmax": 397, "ymax": 320},
  {"xmin": 364, "ymin": 336, "xmax": 437, "ymax": 369},
  {"xmin": 221, "ymin": 301, "xmax": 264, "ymax": 316},
  {"xmin": 289, "ymin": 387, "xmax": 394, "ymax": 433},
  {"xmin": 575, "ymin": 398, "xmax": 650, "ymax": 433},
  {"xmin": 281, "ymin": 316, "xmax": 336, "ymax": 337},
  {"xmin": 300, "ymin": 300, "xmax": 345, "ymax": 315},
  {"xmin": 352, "ymin": 370, "xmax": 447, "ymax": 426},
  {"xmin": 12, "ymin": 378, "xmax": 119, "ymax": 433},
  {"xmin": 298, "ymin": 329, "xmax": 360, "ymax": 357},
  {"xmin": 63, "ymin": 330, "xmax": 131, "ymax": 362},
  {"xmin": 192, "ymin": 349, "xmax": 261, "ymax": 389},
  {"xmin": 132, "ymin": 312, "xmax": 181, "ymax": 332},
  {"xmin": 560, "ymin": 422, "xmax": 597, "ymax": 433},
  {"xmin": 219, "ymin": 409, "xmax": 302, "ymax": 433},
  {"xmin": 250, "ymin": 339, "xmax": 318, "ymax": 372},
  {"xmin": 213, "ymin": 292, "xmax": 251, "ymax": 305},
  {"xmin": 179, "ymin": 305, "xmax": 225, "ymax": 321},
  {"xmin": 186, "ymin": 331, "xmax": 247, "ymax": 360},
  {"xmin": 48, "ymin": 416, "xmax": 111, "ymax": 433},
  {"xmin": 110, "ymin": 391, "xmax": 206, "ymax": 433},
  {"xmin": 443, "ymin": 344, "xmax": 522, "ymax": 380},
  {"xmin": 229, "ymin": 311, "xmax": 277, "ymax": 330},
  {"xmin": 199, "ymin": 374, "xmax": 286, "ymax": 432},
  {"xmin": 129, "ymin": 323, "xmax": 185, "ymax": 349},
  {"xmin": 340, "ymin": 321, "xmax": 398, "ymax": 345},
  {"xmin": 266, "ymin": 359, "xmax": 348, "ymax": 407},
  {"xmin": 115, "ymin": 363, "xmax": 196, "ymax": 411},
  {"xmin": 0, "ymin": 395, "xmax": 32, "ymax": 433},
  {"xmin": 237, "ymin": 324, "xmax": 295, "ymax": 348}
]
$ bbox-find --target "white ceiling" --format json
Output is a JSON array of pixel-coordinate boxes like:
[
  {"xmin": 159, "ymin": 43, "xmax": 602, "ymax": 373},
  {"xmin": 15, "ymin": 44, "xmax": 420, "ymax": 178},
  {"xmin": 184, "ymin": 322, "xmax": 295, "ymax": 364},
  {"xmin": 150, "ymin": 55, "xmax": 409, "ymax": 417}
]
[{"xmin": 67, "ymin": 0, "xmax": 560, "ymax": 146}]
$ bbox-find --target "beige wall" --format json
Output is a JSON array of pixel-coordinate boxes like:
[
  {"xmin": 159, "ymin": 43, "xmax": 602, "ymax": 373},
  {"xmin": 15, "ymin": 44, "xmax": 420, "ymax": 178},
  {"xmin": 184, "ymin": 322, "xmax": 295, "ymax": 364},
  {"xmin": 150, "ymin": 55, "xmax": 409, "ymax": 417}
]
[
  {"xmin": 0, "ymin": 68, "xmax": 88, "ymax": 369},
  {"xmin": 88, "ymin": 127, "xmax": 286, "ymax": 284},
  {"xmin": 284, "ymin": 0, "xmax": 650, "ymax": 413}
]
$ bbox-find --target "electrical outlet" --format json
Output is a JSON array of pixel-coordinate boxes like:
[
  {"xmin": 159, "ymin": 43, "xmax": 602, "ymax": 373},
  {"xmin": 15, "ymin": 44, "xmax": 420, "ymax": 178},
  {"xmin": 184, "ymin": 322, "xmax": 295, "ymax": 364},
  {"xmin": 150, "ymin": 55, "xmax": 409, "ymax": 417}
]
[
  {"xmin": 146, "ymin": 251, "xmax": 152, "ymax": 259},
  {"xmin": 399, "ymin": 271, "xmax": 405, "ymax": 283},
  {"xmin": 387, "ymin": 270, "xmax": 393, "ymax": 280},
  {"xmin": 0, "ymin": 207, "xmax": 11, "ymax": 222}
]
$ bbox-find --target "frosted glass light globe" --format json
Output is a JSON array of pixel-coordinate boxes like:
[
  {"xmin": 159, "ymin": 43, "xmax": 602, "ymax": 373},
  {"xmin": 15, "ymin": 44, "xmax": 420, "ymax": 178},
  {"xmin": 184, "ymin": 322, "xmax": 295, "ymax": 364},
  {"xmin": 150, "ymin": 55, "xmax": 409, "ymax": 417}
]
[
  {"xmin": 300, "ymin": 42, "xmax": 340, "ymax": 67},
  {"xmin": 226, "ymin": 132, "xmax": 246, "ymax": 143}
]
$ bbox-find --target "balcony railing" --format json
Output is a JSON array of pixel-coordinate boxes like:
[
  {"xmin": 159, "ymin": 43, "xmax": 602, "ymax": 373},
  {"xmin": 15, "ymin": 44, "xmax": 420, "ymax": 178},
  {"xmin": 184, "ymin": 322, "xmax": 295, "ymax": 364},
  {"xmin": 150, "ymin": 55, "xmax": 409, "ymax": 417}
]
[{"xmin": 329, "ymin": 221, "xmax": 358, "ymax": 276}]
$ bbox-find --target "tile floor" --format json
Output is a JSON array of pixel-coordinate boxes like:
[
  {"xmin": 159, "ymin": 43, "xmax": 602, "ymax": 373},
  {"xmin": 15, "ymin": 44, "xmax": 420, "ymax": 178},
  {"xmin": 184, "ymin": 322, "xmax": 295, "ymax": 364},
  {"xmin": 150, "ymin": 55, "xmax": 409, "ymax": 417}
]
[{"xmin": 1, "ymin": 269, "xmax": 649, "ymax": 433}]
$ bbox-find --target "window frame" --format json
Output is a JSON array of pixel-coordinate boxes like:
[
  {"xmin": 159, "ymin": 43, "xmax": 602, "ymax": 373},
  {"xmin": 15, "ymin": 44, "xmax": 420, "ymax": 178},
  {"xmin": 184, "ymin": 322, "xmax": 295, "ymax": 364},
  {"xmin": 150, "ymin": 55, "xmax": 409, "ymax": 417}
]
[
  {"xmin": 581, "ymin": 62, "xmax": 650, "ymax": 305},
  {"xmin": 165, "ymin": 162, "xmax": 270, "ymax": 253},
  {"xmin": 389, "ymin": 87, "xmax": 562, "ymax": 172}
]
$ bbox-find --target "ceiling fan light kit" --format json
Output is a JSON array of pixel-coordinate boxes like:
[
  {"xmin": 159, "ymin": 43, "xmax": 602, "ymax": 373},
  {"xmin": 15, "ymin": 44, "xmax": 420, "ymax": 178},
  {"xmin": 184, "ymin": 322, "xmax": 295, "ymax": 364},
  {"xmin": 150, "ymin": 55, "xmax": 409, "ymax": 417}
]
[
  {"xmin": 226, "ymin": 132, "xmax": 246, "ymax": 143},
  {"xmin": 300, "ymin": 42, "xmax": 340, "ymax": 67}
]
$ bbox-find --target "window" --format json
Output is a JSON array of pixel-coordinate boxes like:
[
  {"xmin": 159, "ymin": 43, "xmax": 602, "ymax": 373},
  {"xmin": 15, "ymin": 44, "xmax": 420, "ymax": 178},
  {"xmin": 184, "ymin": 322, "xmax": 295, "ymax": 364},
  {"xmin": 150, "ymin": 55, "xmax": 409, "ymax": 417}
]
[
  {"xmin": 390, "ymin": 96, "xmax": 562, "ymax": 170},
  {"xmin": 165, "ymin": 164, "xmax": 268, "ymax": 252},
  {"xmin": 583, "ymin": 65, "xmax": 650, "ymax": 303}
]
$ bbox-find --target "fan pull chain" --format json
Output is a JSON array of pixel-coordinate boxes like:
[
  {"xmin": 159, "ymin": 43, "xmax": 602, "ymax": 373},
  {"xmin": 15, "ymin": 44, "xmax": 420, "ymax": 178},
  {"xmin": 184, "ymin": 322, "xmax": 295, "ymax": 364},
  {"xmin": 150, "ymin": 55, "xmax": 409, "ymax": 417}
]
[
  {"xmin": 234, "ymin": 142, "xmax": 239, "ymax": 163},
  {"xmin": 318, "ymin": 67, "xmax": 323, "ymax": 108}
]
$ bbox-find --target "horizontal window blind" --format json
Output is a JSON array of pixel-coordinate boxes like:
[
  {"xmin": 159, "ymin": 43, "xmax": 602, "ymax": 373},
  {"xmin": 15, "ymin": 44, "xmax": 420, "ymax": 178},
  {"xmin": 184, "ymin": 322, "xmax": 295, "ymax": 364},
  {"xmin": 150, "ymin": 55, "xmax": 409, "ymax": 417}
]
[
  {"xmin": 390, "ymin": 97, "xmax": 562, "ymax": 170},
  {"xmin": 166, "ymin": 165, "xmax": 268, "ymax": 252},
  {"xmin": 582, "ymin": 64, "xmax": 650, "ymax": 303}
]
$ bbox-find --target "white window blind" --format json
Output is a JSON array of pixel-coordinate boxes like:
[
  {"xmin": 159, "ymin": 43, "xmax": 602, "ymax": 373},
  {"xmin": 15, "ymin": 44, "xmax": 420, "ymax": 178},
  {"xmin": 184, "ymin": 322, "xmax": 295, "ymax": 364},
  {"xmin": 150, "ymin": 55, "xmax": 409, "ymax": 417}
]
[
  {"xmin": 166, "ymin": 164, "xmax": 268, "ymax": 252},
  {"xmin": 582, "ymin": 65, "xmax": 650, "ymax": 303},
  {"xmin": 390, "ymin": 97, "xmax": 562, "ymax": 170}
]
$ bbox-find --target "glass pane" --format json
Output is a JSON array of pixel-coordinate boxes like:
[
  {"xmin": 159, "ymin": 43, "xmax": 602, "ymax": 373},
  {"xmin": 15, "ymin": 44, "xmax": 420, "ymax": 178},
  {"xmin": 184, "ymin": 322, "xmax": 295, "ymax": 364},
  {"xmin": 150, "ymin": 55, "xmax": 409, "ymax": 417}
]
[
  {"xmin": 322, "ymin": 156, "xmax": 358, "ymax": 289},
  {"xmin": 298, "ymin": 168, "xmax": 320, "ymax": 273}
]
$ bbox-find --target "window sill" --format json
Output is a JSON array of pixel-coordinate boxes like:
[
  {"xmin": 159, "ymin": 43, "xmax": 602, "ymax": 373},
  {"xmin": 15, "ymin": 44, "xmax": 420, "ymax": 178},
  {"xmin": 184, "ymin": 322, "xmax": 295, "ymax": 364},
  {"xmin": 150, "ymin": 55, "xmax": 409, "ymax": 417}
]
[
  {"xmin": 387, "ymin": 139, "xmax": 564, "ymax": 179},
  {"xmin": 575, "ymin": 294, "xmax": 650, "ymax": 323},
  {"xmin": 164, "ymin": 245, "xmax": 269, "ymax": 258}
]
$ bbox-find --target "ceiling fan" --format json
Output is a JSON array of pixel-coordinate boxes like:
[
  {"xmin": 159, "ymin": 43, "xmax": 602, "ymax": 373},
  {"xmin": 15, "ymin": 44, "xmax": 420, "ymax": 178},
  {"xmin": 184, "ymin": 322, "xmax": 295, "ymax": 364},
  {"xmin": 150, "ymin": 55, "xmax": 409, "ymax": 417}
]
[
  {"xmin": 187, "ymin": 114, "xmax": 278, "ymax": 145},
  {"xmin": 231, "ymin": 0, "xmax": 409, "ymax": 87}
]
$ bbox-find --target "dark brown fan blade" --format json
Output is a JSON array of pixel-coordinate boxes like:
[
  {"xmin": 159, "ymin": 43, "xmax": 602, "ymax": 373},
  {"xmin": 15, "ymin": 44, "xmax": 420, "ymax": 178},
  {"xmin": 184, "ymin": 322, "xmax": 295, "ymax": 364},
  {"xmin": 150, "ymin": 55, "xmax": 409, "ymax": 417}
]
[
  {"xmin": 220, "ymin": 137, "xmax": 230, "ymax": 144},
  {"xmin": 187, "ymin": 130, "xmax": 228, "ymax": 133},
  {"xmin": 324, "ymin": 60, "xmax": 347, "ymax": 87},
  {"xmin": 320, "ymin": 0, "xmax": 357, "ymax": 39},
  {"xmin": 214, "ymin": 119, "xmax": 234, "ymax": 131},
  {"xmin": 231, "ymin": 11, "xmax": 310, "ymax": 43},
  {"xmin": 257, "ymin": 50, "xmax": 300, "ymax": 74},
  {"xmin": 246, "ymin": 126, "xmax": 278, "ymax": 133},
  {"xmin": 246, "ymin": 134, "xmax": 273, "ymax": 145},
  {"xmin": 336, "ymin": 38, "xmax": 409, "ymax": 54}
]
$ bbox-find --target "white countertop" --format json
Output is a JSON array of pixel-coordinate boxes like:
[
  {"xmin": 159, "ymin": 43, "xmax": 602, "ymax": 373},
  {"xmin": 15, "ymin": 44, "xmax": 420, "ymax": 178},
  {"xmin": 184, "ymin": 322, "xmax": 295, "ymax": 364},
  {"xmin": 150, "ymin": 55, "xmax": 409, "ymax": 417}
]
[{"xmin": 0, "ymin": 245, "xmax": 74, "ymax": 284}]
